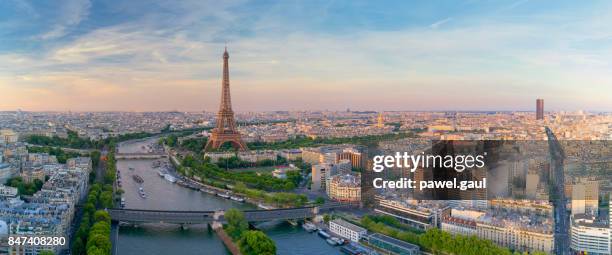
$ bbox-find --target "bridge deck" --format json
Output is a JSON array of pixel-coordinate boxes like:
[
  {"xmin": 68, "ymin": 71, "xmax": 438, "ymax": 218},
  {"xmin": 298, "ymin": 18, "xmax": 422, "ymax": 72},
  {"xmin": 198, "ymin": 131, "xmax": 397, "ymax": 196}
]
[{"xmin": 107, "ymin": 203, "xmax": 355, "ymax": 224}]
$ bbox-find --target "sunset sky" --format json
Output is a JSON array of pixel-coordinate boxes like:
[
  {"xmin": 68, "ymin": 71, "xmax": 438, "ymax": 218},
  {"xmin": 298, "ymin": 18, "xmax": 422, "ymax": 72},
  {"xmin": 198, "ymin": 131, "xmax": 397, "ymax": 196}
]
[{"xmin": 1, "ymin": 0, "xmax": 612, "ymax": 112}]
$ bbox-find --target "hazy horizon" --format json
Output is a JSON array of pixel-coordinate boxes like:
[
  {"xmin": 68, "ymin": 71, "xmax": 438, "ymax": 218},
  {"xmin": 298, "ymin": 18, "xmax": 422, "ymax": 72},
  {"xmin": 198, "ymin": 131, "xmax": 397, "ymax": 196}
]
[{"xmin": 1, "ymin": 0, "xmax": 612, "ymax": 112}]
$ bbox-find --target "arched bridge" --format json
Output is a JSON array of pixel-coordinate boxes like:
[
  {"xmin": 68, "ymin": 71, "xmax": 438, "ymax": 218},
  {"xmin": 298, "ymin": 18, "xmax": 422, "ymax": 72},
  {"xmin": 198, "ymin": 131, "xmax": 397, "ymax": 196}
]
[{"xmin": 107, "ymin": 202, "xmax": 357, "ymax": 224}]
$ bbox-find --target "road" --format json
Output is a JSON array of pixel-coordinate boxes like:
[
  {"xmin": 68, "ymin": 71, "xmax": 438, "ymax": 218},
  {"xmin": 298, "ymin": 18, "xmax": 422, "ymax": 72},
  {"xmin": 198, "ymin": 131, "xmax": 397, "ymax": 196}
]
[{"xmin": 546, "ymin": 127, "xmax": 569, "ymax": 255}]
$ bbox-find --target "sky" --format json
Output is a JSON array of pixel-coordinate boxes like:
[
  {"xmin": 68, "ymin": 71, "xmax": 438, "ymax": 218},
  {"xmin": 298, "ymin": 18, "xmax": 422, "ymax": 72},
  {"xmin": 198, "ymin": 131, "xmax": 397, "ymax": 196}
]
[{"xmin": 1, "ymin": 0, "xmax": 612, "ymax": 112}]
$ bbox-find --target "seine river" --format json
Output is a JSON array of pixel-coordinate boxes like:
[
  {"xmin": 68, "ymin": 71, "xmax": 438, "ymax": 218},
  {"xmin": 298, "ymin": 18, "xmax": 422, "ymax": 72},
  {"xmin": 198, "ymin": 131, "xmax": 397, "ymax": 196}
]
[{"xmin": 115, "ymin": 139, "xmax": 341, "ymax": 255}]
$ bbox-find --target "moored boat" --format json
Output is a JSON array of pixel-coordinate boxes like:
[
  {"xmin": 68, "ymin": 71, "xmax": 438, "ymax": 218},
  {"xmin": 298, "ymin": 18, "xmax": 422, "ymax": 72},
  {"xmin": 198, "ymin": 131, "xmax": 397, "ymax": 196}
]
[
  {"xmin": 164, "ymin": 174, "xmax": 176, "ymax": 183},
  {"xmin": 132, "ymin": 174, "xmax": 144, "ymax": 184},
  {"xmin": 302, "ymin": 222, "xmax": 317, "ymax": 232},
  {"xmin": 230, "ymin": 196, "xmax": 245, "ymax": 202},
  {"xmin": 318, "ymin": 230, "xmax": 330, "ymax": 239},
  {"xmin": 326, "ymin": 238, "xmax": 337, "ymax": 246}
]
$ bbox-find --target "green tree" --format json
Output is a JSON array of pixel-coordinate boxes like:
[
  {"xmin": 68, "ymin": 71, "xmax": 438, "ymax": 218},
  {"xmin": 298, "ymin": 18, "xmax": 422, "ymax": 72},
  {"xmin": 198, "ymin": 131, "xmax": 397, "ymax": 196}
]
[
  {"xmin": 72, "ymin": 237, "xmax": 85, "ymax": 255},
  {"xmin": 94, "ymin": 210, "xmax": 111, "ymax": 224},
  {"xmin": 239, "ymin": 230, "xmax": 276, "ymax": 255},
  {"xmin": 86, "ymin": 245, "xmax": 107, "ymax": 255},
  {"xmin": 315, "ymin": 196, "xmax": 325, "ymax": 205},
  {"xmin": 38, "ymin": 250, "xmax": 54, "ymax": 255},
  {"xmin": 224, "ymin": 208, "xmax": 248, "ymax": 239},
  {"xmin": 90, "ymin": 150, "xmax": 101, "ymax": 168},
  {"xmin": 99, "ymin": 191, "xmax": 113, "ymax": 208},
  {"xmin": 323, "ymin": 214, "xmax": 331, "ymax": 224}
]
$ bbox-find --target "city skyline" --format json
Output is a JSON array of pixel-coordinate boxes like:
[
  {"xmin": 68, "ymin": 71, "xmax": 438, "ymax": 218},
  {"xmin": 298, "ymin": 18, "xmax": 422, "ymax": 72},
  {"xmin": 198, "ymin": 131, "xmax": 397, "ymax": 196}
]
[{"xmin": 1, "ymin": 1, "xmax": 612, "ymax": 112}]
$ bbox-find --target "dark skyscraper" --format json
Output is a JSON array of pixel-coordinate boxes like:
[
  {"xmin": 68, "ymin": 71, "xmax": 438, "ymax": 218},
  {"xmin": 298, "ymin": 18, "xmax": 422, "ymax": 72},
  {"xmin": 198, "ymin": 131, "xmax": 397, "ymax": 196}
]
[{"xmin": 536, "ymin": 99, "xmax": 544, "ymax": 120}]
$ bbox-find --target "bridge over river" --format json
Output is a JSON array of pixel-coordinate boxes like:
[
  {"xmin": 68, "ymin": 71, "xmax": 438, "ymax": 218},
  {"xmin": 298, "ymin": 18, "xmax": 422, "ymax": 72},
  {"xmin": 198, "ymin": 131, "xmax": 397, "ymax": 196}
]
[
  {"xmin": 115, "ymin": 152, "xmax": 167, "ymax": 160},
  {"xmin": 108, "ymin": 202, "xmax": 356, "ymax": 224}
]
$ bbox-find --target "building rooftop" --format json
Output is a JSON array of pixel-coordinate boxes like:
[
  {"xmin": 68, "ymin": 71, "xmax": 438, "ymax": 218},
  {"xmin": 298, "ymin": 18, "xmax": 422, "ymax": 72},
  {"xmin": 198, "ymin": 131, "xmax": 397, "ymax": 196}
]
[{"xmin": 330, "ymin": 218, "xmax": 366, "ymax": 233}]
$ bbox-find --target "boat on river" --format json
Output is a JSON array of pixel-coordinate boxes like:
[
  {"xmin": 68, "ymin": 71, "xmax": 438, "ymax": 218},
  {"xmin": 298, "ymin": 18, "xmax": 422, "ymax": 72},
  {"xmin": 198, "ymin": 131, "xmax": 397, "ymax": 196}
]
[
  {"xmin": 230, "ymin": 196, "xmax": 245, "ymax": 202},
  {"xmin": 164, "ymin": 174, "xmax": 176, "ymax": 183},
  {"xmin": 317, "ymin": 230, "xmax": 330, "ymax": 239},
  {"xmin": 257, "ymin": 203, "xmax": 274, "ymax": 210},
  {"xmin": 217, "ymin": 193, "xmax": 230, "ymax": 199},
  {"xmin": 326, "ymin": 238, "xmax": 337, "ymax": 246},
  {"xmin": 132, "ymin": 174, "xmax": 144, "ymax": 184},
  {"xmin": 330, "ymin": 237, "xmax": 344, "ymax": 245},
  {"xmin": 302, "ymin": 222, "xmax": 317, "ymax": 232}
]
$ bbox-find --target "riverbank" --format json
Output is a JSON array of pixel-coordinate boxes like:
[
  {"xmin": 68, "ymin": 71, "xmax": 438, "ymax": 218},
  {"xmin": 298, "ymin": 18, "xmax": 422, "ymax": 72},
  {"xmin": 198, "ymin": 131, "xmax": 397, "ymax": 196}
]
[{"xmin": 213, "ymin": 222, "xmax": 242, "ymax": 255}]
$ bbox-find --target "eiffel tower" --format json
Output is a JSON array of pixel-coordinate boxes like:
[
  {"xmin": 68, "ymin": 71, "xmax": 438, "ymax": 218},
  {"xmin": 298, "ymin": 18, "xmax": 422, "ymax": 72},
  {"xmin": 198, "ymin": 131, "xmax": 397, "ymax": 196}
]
[{"xmin": 204, "ymin": 48, "xmax": 248, "ymax": 152}]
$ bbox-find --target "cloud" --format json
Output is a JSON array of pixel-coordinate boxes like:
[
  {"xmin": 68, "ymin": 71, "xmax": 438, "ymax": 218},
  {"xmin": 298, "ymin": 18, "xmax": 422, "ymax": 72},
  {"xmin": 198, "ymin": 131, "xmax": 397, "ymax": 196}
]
[
  {"xmin": 429, "ymin": 17, "xmax": 452, "ymax": 29},
  {"xmin": 1, "ymin": 1, "xmax": 612, "ymax": 111},
  {"xmin": 40, "ymin": 0, "xmax": 91, "ymax": 40}
]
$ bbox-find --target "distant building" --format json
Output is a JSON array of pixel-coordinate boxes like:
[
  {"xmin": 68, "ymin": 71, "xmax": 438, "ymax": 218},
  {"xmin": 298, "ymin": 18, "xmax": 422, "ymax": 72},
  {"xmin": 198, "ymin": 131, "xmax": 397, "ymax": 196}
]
[
  {"xmin": 204, "ymin": 151, "xmax": 235, "ymax": 163},
  {"xmin": 374, "ymin": 196, "xmax": 450, "ymax": 230},
  {"xmin": 536, "ymin": 99, "xmax": 544, "ymax": 120},
  {"xmin": 311, "ymin": 163, "xmax": 332, "ymax": 192},
  {"xmin": 376, "ymin": 112, "xmax": 384, "ymax": 128},
  {"xmin": 571, "ymin": 179, "xmax": 599, "ymax": 216},
  {"xmin": 279, "ymin": 149, "xmax": 302, "ymax": 161},
  {"xmin": 302, "ymin": 145, "xmax": 366, "ymax": 169},
  {"xmin": 326, "ymin": 173, "xmax": 361, "ymax": 202},
  {"xmin": 476, "ymin": 214, "xmax": 554, "ymax": 253},
  {"xmin": 329, "ymin": 219, "xmax": 367, "ymax": 242},
  {"xmin": 338, "ymin": 147, "xmax": 366, "ymax": 170},
  {"xmin": 441, "ymin": 209, "xmax": 485, "ymax": 237},
  {"xmin": 0, "ymin": 130, "xmax": 18, "ymax": 144},
  {"xmin": 237, "ymin": 150, "xmax": 276, "ymax": 163},
  {"xmin": 0, "ymin": 185, "xmax": 18, "ymax": 198},
  {"xmin": 570, "ymin": 214, "xmax": 610, "ymax": 255},
  {"xmin": 365, "ymin": 233, "xmax": 420, "ymax": 255},
  {"xmin": 20, "ymin": 167, "xmax": 45, "ymax": 183},
  {"xmin": 335, "ymin": 159, "xmax": 352, "ymax": 174},
  {"xmin": 67, "ymin": 157, "xmax": 92, "ymax": 171},
  {"xmin": 0, "ymin": 163, "xmax": 16, "ymax": 185}
]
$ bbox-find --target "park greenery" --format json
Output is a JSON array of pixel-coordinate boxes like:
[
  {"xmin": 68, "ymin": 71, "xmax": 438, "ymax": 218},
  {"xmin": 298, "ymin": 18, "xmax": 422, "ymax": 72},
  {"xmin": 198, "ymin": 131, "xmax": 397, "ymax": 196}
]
[
  {"xmin": 103, "ymin": 149, "xmax": 117, "ymax": 186},
  {"xmin": 365, "ymin": 214, "xmax": 424, "ymax": 234},
  {"xmin": 179, "ymin": 155, "xmax": 308, "ymax": 207},
  {"xmin": 72, "ymin": 183, "xmax": 114, "ymax": 255},
  {"xmin": 224, "ymin": 209, "xmax": 276, "ymax": 255},
  {"xmin": 25, "ymin": 127, "xmax": 207, "ymax": 150},
  {"xmin": 246, "ymin": 132, "xmax": 416, "ymax": 150},
  {"xmin": 5, "ymin": 177, "xmax": 44, "ymax": 196},
  {"xmin": 239, "ymin": 230, "xmax": 276, "ymax": 255},
  {"xmin": 215, "ymin": 155, "xmax": 287, "ymax": 169},
  {"xmin": 359, "ymin": 215, "xmax": 547, "ymax": 255},
  {"xmin": 181, "ymin": 155, "xmax": 298, "ymax": 192},
  {"xmin": 164, "ymin": 131, "xmax": 416, "ymax": 153},
  {"xmin": 233, "ymin": 182, "xmax": 307, "ymax": 207},
  {"xmin": 25, "ymin": 130, "xmax": 96, "ymax": 149},
  {"xmin": 72, "ymin": 147, "xmax": 116, "ymax": 255},
  {"xmin": 179, "ymin": 137, "xmax": 207, "ymax": 152}
]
